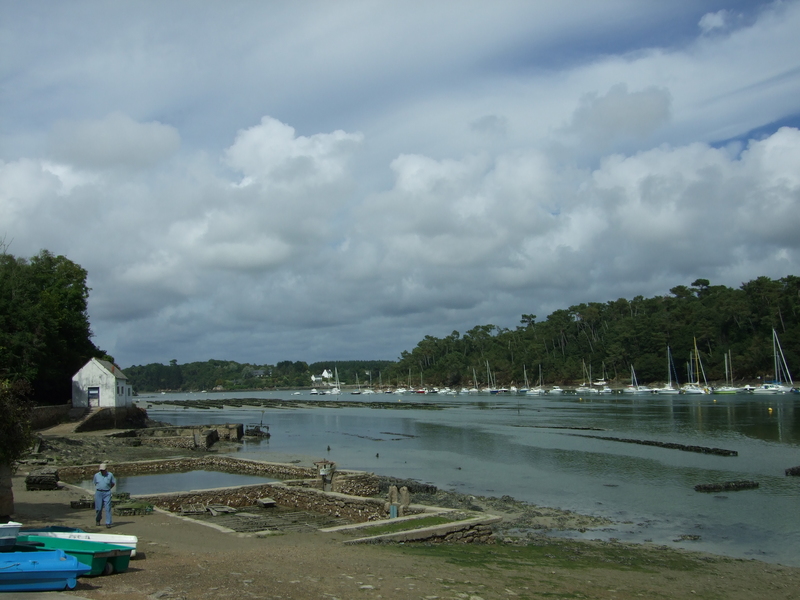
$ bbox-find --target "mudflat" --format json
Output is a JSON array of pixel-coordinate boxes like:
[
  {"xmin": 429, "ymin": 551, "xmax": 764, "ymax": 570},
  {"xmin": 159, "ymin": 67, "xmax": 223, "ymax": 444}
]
[{"xmin": 9, "ymin": 430, "xmax": 800, "ymax": 600}]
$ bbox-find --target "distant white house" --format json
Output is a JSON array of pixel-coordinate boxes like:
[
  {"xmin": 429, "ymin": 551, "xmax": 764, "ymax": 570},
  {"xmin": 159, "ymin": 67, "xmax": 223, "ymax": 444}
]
[
  {"xmin": 71, "ymin": 358, "xmax": 133, "ymax": 409},
  {"xmin": 311, "ymin": 369, "xmax": 334, "ymax": 384}
]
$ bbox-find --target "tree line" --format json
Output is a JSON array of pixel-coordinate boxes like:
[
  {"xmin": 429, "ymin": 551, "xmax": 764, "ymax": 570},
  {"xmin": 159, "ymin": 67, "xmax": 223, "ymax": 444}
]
[
  {"xmin": 384, "ymin": 277, "xmax": 800, "ymax": 388},
  {"xmin": 123, "ymin": 359, "xmax": 396, "ymax": 393},
  {"xmin": 2, "ymin": 247, "xmax": 797, "ymax": 397}
]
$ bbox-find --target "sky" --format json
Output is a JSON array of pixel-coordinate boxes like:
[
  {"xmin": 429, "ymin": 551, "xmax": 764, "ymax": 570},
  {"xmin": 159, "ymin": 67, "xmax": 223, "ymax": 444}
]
[{"xmin": 2, "ymin": 1, "xmax": 800, "ymax": 368}]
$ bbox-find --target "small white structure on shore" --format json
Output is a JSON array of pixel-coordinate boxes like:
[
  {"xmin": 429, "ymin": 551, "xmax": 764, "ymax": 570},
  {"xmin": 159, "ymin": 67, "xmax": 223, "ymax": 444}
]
[{"xmin": 71, "ymin": 358, "xmax": 133, "ymax": 409}]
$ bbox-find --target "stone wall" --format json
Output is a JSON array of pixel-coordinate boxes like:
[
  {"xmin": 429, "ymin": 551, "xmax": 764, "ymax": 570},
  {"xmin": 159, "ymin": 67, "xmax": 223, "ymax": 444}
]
[
  {"xmin": 332, "ymin": 473, "xmax": 381, "ymax": 496},
  {"xmin": 425, "ymin": 523, "xmax": 496, "ymax": 544},
  {"xmin": 30, "ymin": 404, "xmax": 72, "ymax": 430},
  {"xmin": 136, "ymin": 424, "xmax": 244, "ymax": 442},
  {"xmin": 57, "ymin": 456, "xmax": 317, "ymax": 481},
  {"xmin": 137, "ymin": 437, "xmax": 199, "ymax": 450},
  {"xmin": 344, "ymin": 516, "xmax": 501, "ymax": 545},
  {"xmin": 74, "ymin": 407, "xmax": 149, "ymax": 432}
]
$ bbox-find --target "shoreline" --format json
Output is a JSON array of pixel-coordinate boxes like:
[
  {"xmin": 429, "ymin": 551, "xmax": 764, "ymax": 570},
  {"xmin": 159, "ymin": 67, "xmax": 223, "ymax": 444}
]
[
  {"xmin": 11, "ymin": 428, "xmax": 800, "ymax": 598},
  {"xmin": 31, "ymin": 416, "xmax": 798, "ymax": 568}
]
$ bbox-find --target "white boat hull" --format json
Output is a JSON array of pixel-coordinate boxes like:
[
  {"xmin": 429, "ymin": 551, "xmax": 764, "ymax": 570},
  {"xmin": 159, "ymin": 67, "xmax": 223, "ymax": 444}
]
[{"xmin": 25, "ymin": 531, "xmax": 138, "ymax": 556}]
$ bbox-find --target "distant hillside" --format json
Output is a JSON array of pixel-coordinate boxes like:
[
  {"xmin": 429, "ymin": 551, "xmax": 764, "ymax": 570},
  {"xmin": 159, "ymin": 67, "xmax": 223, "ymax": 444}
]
[
  {"xmin": 384, "ymin": 276, "xmax": 800, "ymax": 388},
  {"xmin": 125, "ymin": 276, "xmax": 799, "ymax": 391},
  {"xmin": 123, "ymin": 358, "xmax": 395, "ymax": 393}
]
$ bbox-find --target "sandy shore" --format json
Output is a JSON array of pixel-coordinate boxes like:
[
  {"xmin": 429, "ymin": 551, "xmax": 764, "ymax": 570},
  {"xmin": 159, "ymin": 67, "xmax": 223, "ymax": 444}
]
[{"xmin": 8, "ymin": 428, "xmax": 800, "ymax": 599}]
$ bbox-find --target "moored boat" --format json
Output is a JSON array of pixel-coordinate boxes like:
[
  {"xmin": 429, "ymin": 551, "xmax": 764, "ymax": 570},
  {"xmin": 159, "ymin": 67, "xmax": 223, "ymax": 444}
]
[
  {"xmin": 624, "ymin": 365, "xmax": 652, "ymax": 394},
  {"xmin": 0, "ymin": 549, "xmax": 91, "ymax": 592},
  {"xmin": 0, "ymin": 521, "xmax": 21, "ymax": 548},
  {"xmin": 17, "ymin": 535, "xmax": 132, "ymax": 577},
  {"xmin": 20, "ymin": 528, "xmax": 138, "ymax": 557},
  {"xmin": 655, "ymin": 346, "xmax": 681, "ymax": 394},
  {"xmin": 681, "ymin": 339, "xmax": 709, "ymax": 394},
  {"xmin": 753, "ymin": 329, "xmax": 795, "ymax": 393}
]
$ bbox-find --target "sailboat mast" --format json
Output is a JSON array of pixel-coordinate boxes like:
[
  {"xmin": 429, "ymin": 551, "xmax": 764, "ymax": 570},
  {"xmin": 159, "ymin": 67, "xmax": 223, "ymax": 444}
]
[
  {"xmin": 774, "ymin": 329, "xmax": 779, "ymax": 384},
  {"xmin": 667, "ymin": 347, "xmax": 672, "ymax": 387},
  {"xmin": 729, "ymin": 350, "xmax": 733, "ymax": 385},
  {"xmin": 724, "ymin": 351, "xmax": 729, "ymax": 385}
]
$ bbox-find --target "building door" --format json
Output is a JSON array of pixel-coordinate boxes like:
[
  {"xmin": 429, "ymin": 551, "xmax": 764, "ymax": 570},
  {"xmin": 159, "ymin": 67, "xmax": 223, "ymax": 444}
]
[{"xmin": 87, "ymin": 387, "xmax": 100, "ymax": 407}]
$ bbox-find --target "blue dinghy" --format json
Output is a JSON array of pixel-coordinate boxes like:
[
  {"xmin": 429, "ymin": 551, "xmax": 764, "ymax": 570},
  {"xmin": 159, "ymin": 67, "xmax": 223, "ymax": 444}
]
[{"xmin": 0, "ymin": 549, "xmax": 91, "ymax": 592}]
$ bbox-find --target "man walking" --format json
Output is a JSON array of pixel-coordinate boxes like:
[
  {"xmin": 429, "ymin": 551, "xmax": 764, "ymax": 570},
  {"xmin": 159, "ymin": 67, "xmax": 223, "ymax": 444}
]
[{"xmin": 93, "ymin": 462, "xmax": 116, "ymax": 528}]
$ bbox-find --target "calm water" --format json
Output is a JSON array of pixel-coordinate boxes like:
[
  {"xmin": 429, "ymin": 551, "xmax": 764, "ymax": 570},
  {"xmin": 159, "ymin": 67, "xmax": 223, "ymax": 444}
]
[{"xmin": 139, "ymin": 390, "xmax": 800, "ymax": 566}]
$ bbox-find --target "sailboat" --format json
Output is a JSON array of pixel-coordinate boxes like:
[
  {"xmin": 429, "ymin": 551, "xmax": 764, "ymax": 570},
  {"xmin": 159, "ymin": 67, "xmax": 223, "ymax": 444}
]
[
  {"xmin": 753, "ymin": 329, "xmax": 794, "ymax": 394},
  {"xmin": 518, "ymin": 366, "xmax": 530, "ymax": 394},
  {"xmin": 682, "ymin": 339, "xmax": 709, "ymax": 394},
  {"xmin": 527, "ymin": 364, "xmax": 545, "ymax": 395},
  {"xmin": 351, "ymin": 373, "xmax": 361, "ymax": 394},
  {"xmin": 362, "ymin": 371, "xmax": 375, "ymax": 394},
  {"xmin": 624, "ymin": 365, "xmax": 652, "ymax": 394},
  {"xmin": 576, "ymin": 361, "xmax": 599, "ymax": 394},
  {"xmin": 482, "ymin": 361, "xmax": 497, "ymax": 394},
  {"xmin": 593, "ymin": 362, "xmax": 613, "ymax": 393},
  {"xmin": 467, "ymin": 368, "xmax": 479, "ymax": 393},
  {"xmin": 713, "ymin": 350, "xmax": 739, "ymax": 394},
  {"xmin": 329, "ymin": 367, "xmax": 341, "ymax": 395},
  {"xmin": 655, "ymin": 346, "xmax": 681, "ymax": 394}
]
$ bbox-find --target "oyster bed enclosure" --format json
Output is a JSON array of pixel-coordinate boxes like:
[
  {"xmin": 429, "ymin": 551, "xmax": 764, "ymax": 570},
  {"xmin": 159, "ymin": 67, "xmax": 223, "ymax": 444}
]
[
  {"xmin": 58, "ymin": 456, "xmax": 315, "ymax": 481},
  {"xmin": 58, "ymin": 456, "xmax": 402, "ymax": 523},
  {"xmin": 111, "ymin": 423, "xmax": 245, "ymax": 450},
  {"xmin": 139, "ymin": 483, "xmax": 397, "ymax": 523}
]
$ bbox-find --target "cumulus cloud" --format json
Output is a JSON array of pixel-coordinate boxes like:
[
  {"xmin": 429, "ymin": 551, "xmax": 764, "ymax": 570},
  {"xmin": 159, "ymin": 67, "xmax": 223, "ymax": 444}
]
[
  {"xmin": 3, "ymin": 2, "xmax": 800, "ymax": 366},
  {"xmin": 223, "ymin": 117, "xmax": 363, "ymax": 189},
  {"xmin": 48, "ymin": 112, "xmax": 180, "ymax": 169},
  {"xmin": 699, "ymin": 10, "xmax": 729, "ymax": 34}
]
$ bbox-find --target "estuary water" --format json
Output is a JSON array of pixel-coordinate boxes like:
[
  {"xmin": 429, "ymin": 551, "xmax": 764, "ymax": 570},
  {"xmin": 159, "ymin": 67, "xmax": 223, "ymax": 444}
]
[{"xmin": 139, "ymin": 389, "xmax": 800, "ymax": 566}]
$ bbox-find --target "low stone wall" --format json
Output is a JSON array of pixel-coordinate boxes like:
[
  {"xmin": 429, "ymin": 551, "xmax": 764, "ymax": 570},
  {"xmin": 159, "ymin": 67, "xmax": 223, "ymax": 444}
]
[
  {"xmin": 57, "ymin": 456, "xmax": 317, "ymax": 482},
  {"xmin": 74, "ymin": 407, "xmax": 149, "ymax": 432},
  {"xmin": 331, "ymin": 473, "xmax": 381, "ymax": 497},
  {"xmin": 344, "ymin": 516, "xmax": 501, "ymax": 545},
  {"xmin": 429, "ymin": 523, "xmax": 496, "ymax": 544},
  {"xmin": 137, "ymin": 437, "xmax": 199, "ymax": 450},
  {"xmin": 137, "ymin": 424, "xmax": 244, "ymax": 442},
  {"xmin": 31, "ymin": 404, "xmax": 72, "ymax": 430}
]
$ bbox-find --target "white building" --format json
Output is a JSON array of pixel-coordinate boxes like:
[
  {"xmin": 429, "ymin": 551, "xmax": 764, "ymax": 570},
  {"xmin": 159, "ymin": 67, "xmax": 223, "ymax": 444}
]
[{"xmin": 71, "ymin": 358, "xmax": 133, "ymax": 409}]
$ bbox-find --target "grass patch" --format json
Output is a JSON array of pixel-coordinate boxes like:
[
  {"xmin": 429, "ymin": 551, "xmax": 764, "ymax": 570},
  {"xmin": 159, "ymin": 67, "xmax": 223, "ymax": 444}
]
[
  {"xmin": 349, "ymin": 515, "xmax": 458, "ymax": 536},
  {"xmin": 394, "ymin": 538, "xmax": 707, "ymax": 573}
]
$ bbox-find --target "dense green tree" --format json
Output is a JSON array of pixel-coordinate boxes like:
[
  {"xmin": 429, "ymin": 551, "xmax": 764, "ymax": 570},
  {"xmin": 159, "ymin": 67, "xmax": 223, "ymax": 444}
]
[{"xmin": 0, "ymin": 249, "xmax": 103, "ymax": 403}]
